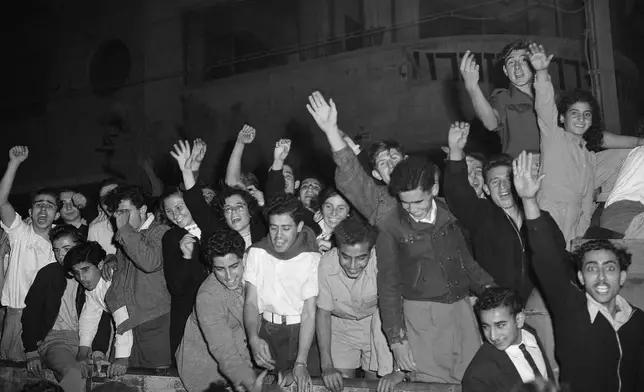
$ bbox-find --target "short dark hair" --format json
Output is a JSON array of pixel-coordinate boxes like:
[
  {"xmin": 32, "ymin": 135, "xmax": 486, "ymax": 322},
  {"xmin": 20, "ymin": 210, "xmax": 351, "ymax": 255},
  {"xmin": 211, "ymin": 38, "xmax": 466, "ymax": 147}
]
[
  {"xmin": 316, "ymin": 186, "xmax": 350, "ymax": 212},
  {"xmin": 265, "ymin": 194, "xmax": 304, "ymax": 224},
  {"xmin": 30, "ymin": 188, "xmax": 60, "ymax": 210},
  {"xmin": 63, "ymin": 241, "xmax": 106, "ymax": 273},
  {"xmin": 368, "ymin": 140, "xmax": 405, "ymax": 171},
  {"xmin": 21, "ymin": 380, "xmax": 64, "ymax": 392},
  {"xmin": 388, "ymin": 156, "xmax": 436, "ymax": 196},
  {"xmin": 498, "ymin": 39, "xmax": 530, "ymax": 64},
  {"xmin": 466, "ymin": 152, "xmax": 487, "ymax": 165},
  {"xmin": 474, "ymin": 287, "xmax": 524, "ymax": 317},
  {"xmin": 103, "ymin": 185, "xmax": 149, "ymax": 214},
  {"xmin": 49, "ymin": 224, "xmax": 85, "ymax": 245},
  {"xmin": 483, "ymin": 153, "xmax": 513, "ymax": 183},
  {"xmin": 572, "ymin": 239, "xmax": 632, "ymax": 272},
  {"xmin": 240, "ymin": 172, "xmax": 259, "ymax": 189},
  {"xmin": 556, "ymin": 89, "xmax": 604, "ymax": 152},
  {"xmin": 216, "ymin": 185, "xmax": 261, "ymax": 221},
  {"xmin": 203, "ymin": 228, "xmax": 246, "ymax": 272},
  {"xmin": 160, "ymin": 186, "xmax": 183, "ymax": 203},
  {"xmin": 334, "ymin": 216, "xmax": 378, "ymax": 248}
]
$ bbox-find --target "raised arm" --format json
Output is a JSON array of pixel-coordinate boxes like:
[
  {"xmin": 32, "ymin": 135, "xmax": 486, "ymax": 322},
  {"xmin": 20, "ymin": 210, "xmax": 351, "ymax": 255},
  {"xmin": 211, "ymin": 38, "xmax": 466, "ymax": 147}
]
[
  {"xmin": 443, "ymin": 122, "xmax": 494, "ymax": 231},
  {"xmin": 265, "ymin": 139, "xmax": 291, "ymax": 200},
  {"xmin": 529, "ymin": 43, "xmax": 558, "ymax": 138},
  {"xmin": 513, "ymin": 152, "xmax": 582, "ymax": 315},
  {"xmin": 0, "ymin": 146, "xmax": 29, "ymax": 227},
  {"xmin": 601, "ymin": 132, "xmax": 644, "ymax": 149},
  {"xmin": 226, "ymin": 125, "xmax": 256, "ymax": 188},
  {"xmin": 307, "ymin": 92, "xmax": 394, "ymax": 225},
  {"xmin": 460, "ymin": 51, "xmax": 500, "ymax": 131}
]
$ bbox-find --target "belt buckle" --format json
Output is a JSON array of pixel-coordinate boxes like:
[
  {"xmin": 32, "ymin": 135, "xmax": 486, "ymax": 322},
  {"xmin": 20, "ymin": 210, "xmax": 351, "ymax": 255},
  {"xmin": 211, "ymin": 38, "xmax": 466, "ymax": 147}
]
[{"xmin": 281, "ymin": 315, "xmax": 287, "ymax": 325}]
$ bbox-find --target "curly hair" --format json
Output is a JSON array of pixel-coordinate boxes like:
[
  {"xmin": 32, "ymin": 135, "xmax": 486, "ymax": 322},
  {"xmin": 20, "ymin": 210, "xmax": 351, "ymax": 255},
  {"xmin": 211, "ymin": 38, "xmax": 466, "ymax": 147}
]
[
  {"xmin": 203, "ymin": 228, "xmax": 246, "ymax": 272},
  {"xmin": 102, "ymin": 185, "xmax": 149, "ymax": 214},
  {"xmin": 333, "ymin": 215, "xmax": 378, "ymax": 248},
  {"xmin": 368, "ymin": 140, "xmax": 405, "ymax": 171},
  {"xmin": 215, "ymin": 185, "xmax": 261, "ymax": 221},
  {"xmin": 389, "ymin": 156, "xmax": 437, "ymax": 196},
  {"xmin": 474, "ymin": 287, "xmax": 525, "ymax": 317},
  {"xmin": 63, "ymin": 241, "xmax": 107, "ymax": 273},
  {"xmin": 265, "ymin": 193, "xmax": 304, "ymax": 224},
  {"xmin": 572, "ymin": 239, "xmax": 632, "ymax": 272},
  {"xmin": 556, "ymin": 89, "xmax": 604, "ymax": 152},
  {"xmin": 49, "ymin": 224, "xmax": 85, "ymax": 245},
  {"xmin": 482, "ymin": 153, "xmax": 513, "ymax": 184}
]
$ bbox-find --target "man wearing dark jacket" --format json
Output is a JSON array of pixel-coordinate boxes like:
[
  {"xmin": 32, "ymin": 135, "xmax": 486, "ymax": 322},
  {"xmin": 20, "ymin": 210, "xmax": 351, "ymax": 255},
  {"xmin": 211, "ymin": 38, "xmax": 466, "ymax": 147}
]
[
  {"xmin": 515, "ymin": 151, "xmax": 644, "ymax": 392},
  {"xmin": 463, "ymin": 287, "xmax": 553, "ymax": 392},
  {"xmin": 23, "ymin": 225, "xmax": 111, "ymax": 391}
]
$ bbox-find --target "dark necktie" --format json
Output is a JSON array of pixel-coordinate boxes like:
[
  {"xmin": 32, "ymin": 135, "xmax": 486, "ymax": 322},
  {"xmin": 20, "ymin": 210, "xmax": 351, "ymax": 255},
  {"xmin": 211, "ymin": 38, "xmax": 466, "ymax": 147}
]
[{"xmin": 519, "ymin": 343, "xmax": 542, "ymax": 378}]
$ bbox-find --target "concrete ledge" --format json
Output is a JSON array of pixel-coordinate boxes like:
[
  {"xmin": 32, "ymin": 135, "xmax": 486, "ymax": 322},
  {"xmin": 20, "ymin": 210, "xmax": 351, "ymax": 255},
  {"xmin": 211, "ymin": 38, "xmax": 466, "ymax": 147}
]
[{"xmin": 0, "ymin": 361, "xmax": 461, "ymax": 392}]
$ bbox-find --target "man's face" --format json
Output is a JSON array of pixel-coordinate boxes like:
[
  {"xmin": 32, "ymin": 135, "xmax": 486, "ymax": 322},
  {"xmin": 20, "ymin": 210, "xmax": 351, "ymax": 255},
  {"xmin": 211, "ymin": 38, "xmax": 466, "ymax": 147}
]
[
  {"xmin": 116, "ymin": 199, "xmax": 147, "ymax": 230},
  {"xmin": 163, "ymin": 194, "xmax": 194, "ymax": 228},
  {"xmin": 480, "ymin": 306, "xmax": 524, "ymax": 351},
  {"xmin": 99, "ymin": 184, "xmax": 118, "ymax": 214},
  {"xmin": 561, "ymin": 101, "xmax": 593, "ymax": 137},
  {"xmin": 212, "ymin": 253, "xmax": 244, "ymax": 290},
  {"xmin": 224, "ymin": 194, "xmax": 251, "ymax": 232},
  {"xmin": 398, "ymin": 186, "xmax": 437, "ymax": 221},
  {"xmin": 372, "ymin": 148, "xmax": 404, "ymax": 185},
  {"xmin": 577, "ymin": 249, "xmax": 626, "ymax": 307},
  {"xmin": 484, "ymin": 166, "xmax": 515, "ymax": 210},
  {"xmin": 503, "ymin": 49, "xmax": 533, "ymax": 87},
  {"xmin": 466, "ymin": 156, "xmax": 484, "ymax": 198},
  {"xmin": 30, "ymin": 194, "xmax": 60, "ymax": 231},
  {"xmin": 298, "ymin": 178, "xmax": 322, "ymax": 208},
  {"xmin": 338, "ymin": 242, "xmax": 372, "ymax": 279},
  {"xmin": 59, "ymin": 191, "xmax": 81, "ymax": 224},
  {"xmin": 269, "ymin": 213, "xmax": 303, "ymax": 253},
  {"xmin": 283, "ymin": 165, "xmax": 299, "ymax": 194},
  {"xmin": 202, "ymin": 187, "xmax": 216, "ymax": 205},
  {"xmin": 72, "ymin": 261, "xmax": 103, "ymax": 291},
  {"xmin": 52, "ymin": 235, "xmax": 81, "ymax": 265}
]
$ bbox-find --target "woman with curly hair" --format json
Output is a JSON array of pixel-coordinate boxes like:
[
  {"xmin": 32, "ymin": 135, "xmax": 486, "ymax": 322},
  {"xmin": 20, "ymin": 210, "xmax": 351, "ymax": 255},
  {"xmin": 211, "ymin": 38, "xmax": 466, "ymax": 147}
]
[
  {"xmin": 216, "ymin": 185, "xmax": 267, "ymax": 249},
  {"xmin": 529, "ymin": 43, "xmax": 642, "ymax": 247}
]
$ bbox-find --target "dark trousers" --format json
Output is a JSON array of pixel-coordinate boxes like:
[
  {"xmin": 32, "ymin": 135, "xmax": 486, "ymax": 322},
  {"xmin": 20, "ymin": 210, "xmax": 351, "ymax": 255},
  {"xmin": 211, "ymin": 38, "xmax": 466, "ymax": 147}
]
[
  {"xmin": 258, "ymin": 319, "xmax": 321, "ymax": 376},
  {"xmin": 130, "ymin": 313, "xmax": 172, "ymax": 368}
]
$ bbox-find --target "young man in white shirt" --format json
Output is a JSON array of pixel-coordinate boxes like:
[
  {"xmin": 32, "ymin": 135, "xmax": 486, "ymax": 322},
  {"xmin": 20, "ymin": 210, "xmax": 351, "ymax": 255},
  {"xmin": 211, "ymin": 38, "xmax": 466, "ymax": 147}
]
[
  {"xmin": 0, "ymin": 146, "xmax": 59, "ymax": 361},
  {"xmin": 463, "ymin": 287, "xmax": 553, "ymax": 392},
  {"xmin": 244, "ymin": 194, "xmax": 320, "ymax": 392},
  {"xmin": 66, "ymin": 241, "xmax": 133, "ymax": 378}
]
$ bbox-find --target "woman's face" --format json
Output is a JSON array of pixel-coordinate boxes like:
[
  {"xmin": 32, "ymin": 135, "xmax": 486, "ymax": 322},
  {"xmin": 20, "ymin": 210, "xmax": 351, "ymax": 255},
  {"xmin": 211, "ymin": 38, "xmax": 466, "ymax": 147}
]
[
  {"xmin": 224, "ymin": 194, "xmax": 251, "ymax": 232},
  {"xmin": 321, "ymin": 195, "xmax": 350, "ymax": 230},
  {"xmin": 163, "ymin": 194, "xmax": 195, "ymax": 228}
]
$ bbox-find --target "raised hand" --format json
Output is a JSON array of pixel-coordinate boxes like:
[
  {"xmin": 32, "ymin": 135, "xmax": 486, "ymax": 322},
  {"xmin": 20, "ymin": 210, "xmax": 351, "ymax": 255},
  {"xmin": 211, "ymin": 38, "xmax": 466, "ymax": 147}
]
[
  {"xmin": 306, "ymin": 91, "xmax": 338, "ymax": 134},
  {"xmin": 186, "ymin": 138, "xmax": 207, "ymax": 172},
  {"xmin": 237, "ymin": 124, "xmax": 256, "ymax": 145},
  {"xmin": 72, "ymin": 193, "xmax": 88, "ymax": 209},
  {"xmin": 512, "ymin": 151, "xmax": 544, "ymax": 199},
  {"xmin": 9, "ymin": 146, "xmax": 29, "ymax": 164},
  {"xmin": 528, "ymin": 42, "xmax": 553, "ymax": 72},
  {"xmin": 459, "ymin": 51, "xmax": 480, "ymax": 89},
  {"xmin": 448, "ymin": 122, "xmax": 470, "ymax": 152},
  {"xmin": 273, "ymin": 139, "xmax": 291, "ymax": 163},
  {"xmin": 114, "ymin": 210, "xmax": 131, "ymax": 230},
  {"xmin": 247, "ymin": 185, "xmax": 265, "ymax": 207},
  {"xmin": 170, "ymin": 140, "xmax": 192, "ymax": 172}
]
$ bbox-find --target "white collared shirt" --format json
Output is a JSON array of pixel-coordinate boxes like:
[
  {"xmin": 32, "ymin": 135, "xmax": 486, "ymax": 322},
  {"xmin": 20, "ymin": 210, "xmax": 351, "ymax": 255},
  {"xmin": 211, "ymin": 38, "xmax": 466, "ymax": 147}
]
[
  {"xmin": 586, "ymin": 293, "xmax": 633, "ymax": 331},
  {"xmin": 79, "ymin": 278, "xmax": 133, "ymax": 358},
  {"xmin": 0, "ymin": 213, "xmax": 57, "ymax": 308},
  {"xmin": 505, "ymin": 329, "xmax": 548, "ymax": 383},
  {"xmin": 88, "ymin": 216, "xmax": 116, "ymax": 255},
  {"xmin": 410, "ymin": 199, "xmax": 437, "ymax": 224}
]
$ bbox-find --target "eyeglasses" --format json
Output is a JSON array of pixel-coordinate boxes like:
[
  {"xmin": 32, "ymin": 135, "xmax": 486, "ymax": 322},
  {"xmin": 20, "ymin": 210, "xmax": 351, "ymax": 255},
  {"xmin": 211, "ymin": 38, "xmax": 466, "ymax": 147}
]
[{"xmin": 223, "ymin": 204, "xmax": 247, "ymax": 215}]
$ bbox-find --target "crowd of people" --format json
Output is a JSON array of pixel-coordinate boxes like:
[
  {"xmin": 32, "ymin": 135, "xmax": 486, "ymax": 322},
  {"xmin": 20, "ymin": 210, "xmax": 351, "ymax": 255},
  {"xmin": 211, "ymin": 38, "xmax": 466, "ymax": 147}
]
[{"xmin": 0, "ymin": 40, "xmax": 643, "ymax": 392}]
